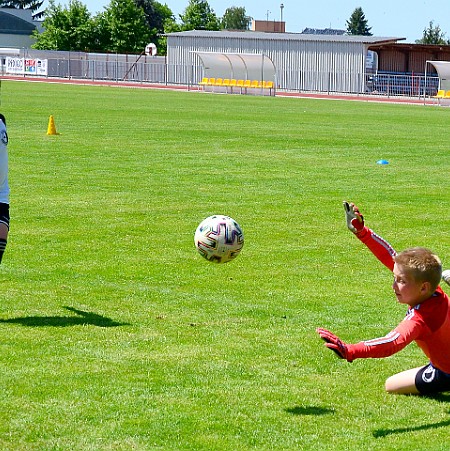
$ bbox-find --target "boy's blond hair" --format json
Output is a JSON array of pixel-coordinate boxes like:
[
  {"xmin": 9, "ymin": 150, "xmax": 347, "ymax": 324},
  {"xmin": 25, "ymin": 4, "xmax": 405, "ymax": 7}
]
[{"xmin": 394, "ymin": 247, "xmax": 442, "ymax": 292}]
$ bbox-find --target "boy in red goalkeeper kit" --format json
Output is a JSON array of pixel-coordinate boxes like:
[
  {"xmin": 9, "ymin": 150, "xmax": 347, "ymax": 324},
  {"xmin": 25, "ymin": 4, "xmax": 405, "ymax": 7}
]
[{"xmin": 317, "ymin": 201, "xmax": 450, "ymax": 395}]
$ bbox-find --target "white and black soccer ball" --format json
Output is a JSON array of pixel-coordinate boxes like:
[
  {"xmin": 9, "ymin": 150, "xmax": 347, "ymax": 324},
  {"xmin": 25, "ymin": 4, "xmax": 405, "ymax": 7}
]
[{"xmin": 194, "ymin": 215, "xmax": 244, "ymax": 263}]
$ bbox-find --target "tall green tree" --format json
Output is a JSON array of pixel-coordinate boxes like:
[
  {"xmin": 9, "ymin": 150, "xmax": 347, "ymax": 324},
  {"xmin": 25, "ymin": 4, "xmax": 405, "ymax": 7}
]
[
  {"xmin": 102, "ymin": 0, "xmax": 152, "ymax": 53},
  {"xmin": 346, "ymin": 7, "xmax": 372, "ymax": 36},
  {"xmin": 88, "ymin": 11, "xmax": 111, "ymax": 52},
  {"xmin": 179, "ymin": 0, "xmax": 220, "ymax": 31},
  {"xmin": 0, "ymin": 0, "xmax": 44, "ymax": 19},
  {"xmin": 32, "ymin": 0, "xmax": 93, "ymax": 50},
  {"xmin": 416, "ymin": 21, "xmax": 448, "ymax": 44},
  {"xmin": 33, "ymin": 0, "xmax": 151, "ymax": 53},
  {"xmin": 133, "ymin": 0, "xmax": 176, "ymax": 53},
  {"xmin": 221, "ymin": 6, "xmax": 250, "ymax": 30},
  {"xmin": 133, "ymin": 0, "xmax": 170, "ymax": 32}
]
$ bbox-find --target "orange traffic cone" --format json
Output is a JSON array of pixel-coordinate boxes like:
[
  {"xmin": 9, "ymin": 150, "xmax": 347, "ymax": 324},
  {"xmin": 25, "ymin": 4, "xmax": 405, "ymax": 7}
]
[{"xmin": 46, "ymin": 115, "xmax": 58, "ymax": 135}]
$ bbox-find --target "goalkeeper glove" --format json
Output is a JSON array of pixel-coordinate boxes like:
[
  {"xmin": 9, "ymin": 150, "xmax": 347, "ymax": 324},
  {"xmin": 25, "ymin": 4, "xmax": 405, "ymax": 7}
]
[
  {"xmin": 343, "ymin": 201, "xmax": 364, "ymax": 234},
  {"xmin": 442, "ymin": 269, "xmax": 450, "ymax": 287},
  {"xmin": 316, "ymin": 327, "xmax": 353, "ymax": 362}
]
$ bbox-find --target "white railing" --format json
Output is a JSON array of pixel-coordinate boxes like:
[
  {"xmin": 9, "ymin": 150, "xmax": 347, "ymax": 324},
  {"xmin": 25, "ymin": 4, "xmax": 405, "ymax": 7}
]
[{"xmin": 1, "ymin": 51, "xmax": 441, "ymax": 98}]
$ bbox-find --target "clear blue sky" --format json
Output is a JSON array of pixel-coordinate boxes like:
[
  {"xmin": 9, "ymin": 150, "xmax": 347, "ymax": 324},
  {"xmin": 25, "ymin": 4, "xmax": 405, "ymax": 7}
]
[{"xmin": 49, "ymin": 0, "xmax": 450, "ymax": 43}]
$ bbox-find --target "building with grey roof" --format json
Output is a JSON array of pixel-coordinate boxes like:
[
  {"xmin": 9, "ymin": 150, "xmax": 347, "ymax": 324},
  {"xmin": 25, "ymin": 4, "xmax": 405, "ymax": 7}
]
[
  {"xmin": 0, "ymin": 8, "xmax": 41, "ymax": 48},
  {"xmin": 166, "ymin": 30, "xmax": 404, "ymax": 93}
]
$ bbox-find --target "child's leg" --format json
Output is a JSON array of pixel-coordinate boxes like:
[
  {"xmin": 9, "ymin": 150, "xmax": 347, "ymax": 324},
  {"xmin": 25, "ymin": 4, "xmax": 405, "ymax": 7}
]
[
  {"xmin": 385, "ymin": 366, "xmax": 423, "ymax": 395},
  {"xmin": 386, "ymin": 364, "xmax": 450, "ymax": 395},
  {"xmin": 0, "ymin": 222, "xmax": 8, "ymax": 264}
]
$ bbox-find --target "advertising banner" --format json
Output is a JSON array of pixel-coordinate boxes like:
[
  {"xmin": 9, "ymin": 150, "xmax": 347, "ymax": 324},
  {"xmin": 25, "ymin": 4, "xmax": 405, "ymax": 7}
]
[
  {"xmin": 5, "ymin": 57, "xmax": 24, "ymax": 74},
  {"xmin": 6, "ymin": 58, "xmax": 48, "ymax": 76}
]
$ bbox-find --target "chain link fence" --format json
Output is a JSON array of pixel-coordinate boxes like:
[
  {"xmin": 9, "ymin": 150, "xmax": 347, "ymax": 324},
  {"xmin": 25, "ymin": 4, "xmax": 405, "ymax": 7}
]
[{"xmin": 2, "ymin": 50, "xmax": 441, "ymax": 98}]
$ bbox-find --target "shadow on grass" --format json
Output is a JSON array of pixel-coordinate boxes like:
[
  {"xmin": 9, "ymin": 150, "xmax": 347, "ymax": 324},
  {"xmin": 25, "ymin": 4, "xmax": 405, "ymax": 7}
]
[
  {"xmin": 286, "ymin": 406, "xmax": 335, "ymax": 416},
  {"xmin": 426, "ymin": 393, "xmax": 450, "ymax": 403},
  {"xmin": 373, "ymin": 418, "xmax": 450, "ymax": 438},
  {"xmin": 0, "ymin": 306, "xmax": 128, "ymax": 327}
]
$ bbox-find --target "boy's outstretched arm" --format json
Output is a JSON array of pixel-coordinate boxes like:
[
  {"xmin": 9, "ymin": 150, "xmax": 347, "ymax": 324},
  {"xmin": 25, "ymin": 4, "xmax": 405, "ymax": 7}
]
[
  {"xmin": 316, "ymin": 324, "xmax": 416, "ymax": 363},
  {"xmin": 343, "ymin": 200, "xmax": 396, "ymax": 271}
]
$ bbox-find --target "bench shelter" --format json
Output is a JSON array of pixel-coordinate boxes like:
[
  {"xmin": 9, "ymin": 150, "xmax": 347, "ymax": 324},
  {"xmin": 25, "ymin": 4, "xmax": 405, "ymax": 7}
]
[
  {"xmin": 425, "ymin": 61, "xmax": 450, "ymax": 103},
  {"xmin": 193, "ymin": 51, "xmax": 276, "ymax": 95}
]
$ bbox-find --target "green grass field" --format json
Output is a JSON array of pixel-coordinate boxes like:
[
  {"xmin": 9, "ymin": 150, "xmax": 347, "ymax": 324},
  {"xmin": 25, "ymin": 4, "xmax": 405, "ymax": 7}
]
[{"xmin": 1, "ymin": 80, "xmax": 450, "ymax": 450}]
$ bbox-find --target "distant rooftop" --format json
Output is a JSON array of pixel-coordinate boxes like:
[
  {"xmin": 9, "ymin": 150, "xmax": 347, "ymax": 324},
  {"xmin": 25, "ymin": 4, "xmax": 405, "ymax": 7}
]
[
  {"xmin": 167, "ymin": 30, "xmax": 405, "ymax": 45},
  {"xmin": 301, "ymin": 28, "xmax": 346, "ymax": 36}
]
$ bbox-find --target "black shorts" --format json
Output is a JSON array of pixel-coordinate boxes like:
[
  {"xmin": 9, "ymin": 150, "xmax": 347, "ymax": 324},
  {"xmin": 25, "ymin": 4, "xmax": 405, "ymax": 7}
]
[
  {"xmin": 415, "ymin": 363, "xmax": 450, "ymax": 395},
  {"xmin": 0, "ymin": 203, "xmax": 9, "ymax": 230}
]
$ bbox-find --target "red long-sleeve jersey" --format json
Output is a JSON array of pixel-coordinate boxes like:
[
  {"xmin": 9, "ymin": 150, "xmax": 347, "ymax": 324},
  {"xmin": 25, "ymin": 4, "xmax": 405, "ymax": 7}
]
[{"xmin": 345, "ymin": 227, "xmax": 450, "ymax": 373}]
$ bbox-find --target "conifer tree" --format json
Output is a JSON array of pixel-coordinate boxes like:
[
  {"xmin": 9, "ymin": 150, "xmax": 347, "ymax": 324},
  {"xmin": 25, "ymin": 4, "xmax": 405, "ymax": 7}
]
[{"xmin": 346, "ymin": 7, "xmax": 372, "ymax": 36}]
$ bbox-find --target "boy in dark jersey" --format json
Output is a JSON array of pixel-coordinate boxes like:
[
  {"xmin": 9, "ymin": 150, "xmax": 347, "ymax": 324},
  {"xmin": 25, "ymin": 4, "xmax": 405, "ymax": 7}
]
[{"xmin": 317, "ymin": 201, "xmax": 450, "ymax": 395}]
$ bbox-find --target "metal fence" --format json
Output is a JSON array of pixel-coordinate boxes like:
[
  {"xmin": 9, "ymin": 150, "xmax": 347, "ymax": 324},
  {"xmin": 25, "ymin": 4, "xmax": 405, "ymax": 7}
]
[
  {"xmin": 365, "ymin": 72, "xmax": 439, "ymax": 97},
  {"xmin": 2, "ymin": 50, "xmax": 441, "ymax": 98},
  {"xmin": 41, "ymin": 55, "xmax": 171, "ymax": 84},
  {"xmin": 32, "ymin": 57, "xmax": 203, "ymax": 87}
]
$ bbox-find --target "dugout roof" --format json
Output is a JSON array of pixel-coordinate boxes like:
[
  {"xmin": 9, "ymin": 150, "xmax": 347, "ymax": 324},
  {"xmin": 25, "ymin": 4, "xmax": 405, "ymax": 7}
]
[
  {"xmin": 426, "ymin": 61, "xmax": 450, "ymax": 91},
  {"xmin": 192, "ymin": 51, "xmax": 276, "ymax": 82}
]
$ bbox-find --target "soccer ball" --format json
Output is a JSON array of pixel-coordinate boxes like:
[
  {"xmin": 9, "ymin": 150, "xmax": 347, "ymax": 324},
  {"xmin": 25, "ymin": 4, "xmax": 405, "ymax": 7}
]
[{"xmin": 194, "ymin": 215, "xmax": 244, "ymax": 263}]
